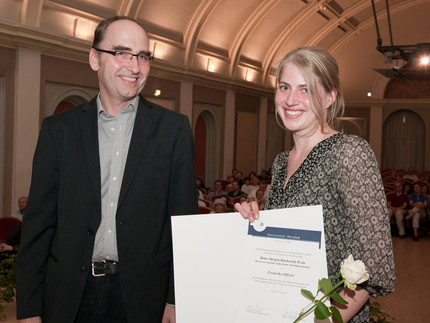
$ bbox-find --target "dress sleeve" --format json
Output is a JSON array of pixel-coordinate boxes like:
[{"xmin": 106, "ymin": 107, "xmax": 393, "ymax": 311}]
[{"xmin": 336, "ymin": 136, "xmax": 395, "ymax": 297}]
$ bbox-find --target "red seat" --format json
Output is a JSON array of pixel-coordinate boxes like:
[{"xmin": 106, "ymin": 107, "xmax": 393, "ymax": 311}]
[
  {"xmin": 198, "ymin": 206, "xmax": 212, "ymax": 214},
  {"xmin": 0, "ymin": 216, "xmax": 22, "ymax": 241}
]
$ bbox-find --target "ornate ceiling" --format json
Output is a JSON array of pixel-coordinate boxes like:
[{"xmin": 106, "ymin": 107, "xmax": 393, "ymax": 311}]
[{"xmin": 1, "ymin": 0, "xmax": 429, "ymax": 99}]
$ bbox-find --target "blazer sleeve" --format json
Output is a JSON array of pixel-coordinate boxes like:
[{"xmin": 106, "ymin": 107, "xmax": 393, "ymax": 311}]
[
  {"xmin": 16, "ymin": 117, "xmax": 60, "ymax": 319},
  {"xmin": 166, "ymin": 115, "xmax": 198, "ymax": 303}
]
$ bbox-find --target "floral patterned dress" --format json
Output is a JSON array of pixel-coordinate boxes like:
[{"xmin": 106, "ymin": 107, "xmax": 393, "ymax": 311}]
[{"xmin": 266, "ymin": 133, "xmax": 395, "ymax": 322}]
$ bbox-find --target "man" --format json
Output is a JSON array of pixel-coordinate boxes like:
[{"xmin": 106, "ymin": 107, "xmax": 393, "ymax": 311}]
[
  {"xmin": 402, "ymin": 167, "xmax": 418, "ymax": 182},
  {"xmin": 247, "ymin": 180, "xmax": 269, "ymax": 201},
  {"xmin": 387, "ymin": 181, "xmax": 409, "ymax": 238},
  {"xmin": 10, "ymin": 196, "xmax": 27, "ymax": 221},
  {"xmin": 227, "ymin": 180, "xmax": 246, "ymax": 199},
  {"xmin": 207, "ymin": 180, "xmax": 226, "ymax": 201},
  {"xmin": 405, "ymin": 182, "xmax": 428, "ymax": 241},
  {"xmin": 16, "ymin": 16, "xmax": 197, "ymax": 323}
]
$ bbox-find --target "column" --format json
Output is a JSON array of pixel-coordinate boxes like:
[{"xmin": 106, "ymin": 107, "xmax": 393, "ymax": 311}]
[
  {"xmin": 369, "ymin": 105, "xmax": 384, "ymax": 165},
  {"xmin": 223, "ymin": 89, "xmax": 235, "ymax": 178},
  {"xmin": 179, "ymin": 80, "xmax": 193, "ymax": 124},
  {"xmin": 257, "ymin": 96, "xmax": 268, "ymax": 173},
  {"xmin": 12, "ymin": 49, "xmax": 41, "ymax": 206}
]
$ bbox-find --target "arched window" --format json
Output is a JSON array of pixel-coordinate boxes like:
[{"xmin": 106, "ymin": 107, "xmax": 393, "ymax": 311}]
[{"xmin": 382, "ymin": 110, "xmax": 425, "ymax": 170}]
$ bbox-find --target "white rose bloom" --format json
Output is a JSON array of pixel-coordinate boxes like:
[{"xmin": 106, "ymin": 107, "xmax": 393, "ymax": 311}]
[{"xmin": 340, "ymin": 254, "xmax": 369, "ymax": 290}]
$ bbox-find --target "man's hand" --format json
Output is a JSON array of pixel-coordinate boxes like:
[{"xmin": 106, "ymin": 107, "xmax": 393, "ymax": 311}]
[
  {"xmin": 18, "ymin": 316, "xmax": 42, "ymax": 323},
  {"xmin": 161, "ymin": 304, "xmax": 175, "ymax": 323}
]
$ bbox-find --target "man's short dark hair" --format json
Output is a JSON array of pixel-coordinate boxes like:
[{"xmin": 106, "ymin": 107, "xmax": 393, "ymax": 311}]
[{"xmin": 92, "ymin": 16, "xmax": 146, "ymax": 48}]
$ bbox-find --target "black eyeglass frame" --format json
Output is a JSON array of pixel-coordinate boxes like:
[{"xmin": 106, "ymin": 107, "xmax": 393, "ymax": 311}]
[{"xmin": 93, "ymin": 48, "xmax": 154, "ymax": 63}]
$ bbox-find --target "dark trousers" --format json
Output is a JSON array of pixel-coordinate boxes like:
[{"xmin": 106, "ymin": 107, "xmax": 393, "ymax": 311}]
[{"xmin": 75, "ymin": 273, "xmax": 127, "ymax": 323}]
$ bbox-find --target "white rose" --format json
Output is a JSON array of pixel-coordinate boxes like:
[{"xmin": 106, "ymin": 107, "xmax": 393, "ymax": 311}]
[{"xmin": 340, "ymin": 254, "xmax": 369, "ymax": 290}]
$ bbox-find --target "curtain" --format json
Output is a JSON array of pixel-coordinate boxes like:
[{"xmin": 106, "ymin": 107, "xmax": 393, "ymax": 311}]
[{"xmin": 382, "ymin": 109, "xmax": 425, "ymax": 170}]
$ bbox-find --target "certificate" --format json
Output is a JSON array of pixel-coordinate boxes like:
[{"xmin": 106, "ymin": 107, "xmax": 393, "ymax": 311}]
[{"xmin": 171, "ymin": 205, "xmax": 327, "ymax": 323}]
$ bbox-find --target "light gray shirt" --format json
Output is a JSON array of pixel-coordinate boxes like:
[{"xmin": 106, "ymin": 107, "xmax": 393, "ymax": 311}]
[{"xmin": 92, "ymin": 95, "xmax": 139, "ymax": 262}]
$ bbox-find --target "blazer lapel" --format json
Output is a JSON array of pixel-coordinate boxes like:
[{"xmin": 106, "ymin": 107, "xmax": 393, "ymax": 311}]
[
  {"xmin": 117, "ymin": 97, "xmax": 154, "ymax": 208},
  {"xmin": 79, "ymin": 99, "xmax": 102, "ymax": 208}
]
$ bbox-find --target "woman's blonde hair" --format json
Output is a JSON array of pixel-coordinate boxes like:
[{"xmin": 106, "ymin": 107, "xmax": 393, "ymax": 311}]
[{"xmin": 276, "ymin": 47, "xmax": 345, "ymax": 131}]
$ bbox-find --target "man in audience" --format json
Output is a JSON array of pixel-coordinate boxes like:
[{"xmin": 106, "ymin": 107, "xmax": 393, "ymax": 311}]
[
  {"xmin": 207, "ymin": 180, "xmax": 227, "ymax": 201},
  {"xmin": 387, "ymin": 181, "xmax": 409, "ymax": 238},
  {"xmin": 406, "ymin": 182, "xmax": 428, "ymax": 241},
  {"xmin": 242, "ymin": 176, "xmax": 259, "ymax": 196},
  {"xmin": 10, "ymin": 196, "xmax": 27, "ymax": 221},
  {"xmin": 248, "ymin": 180, "xmax": 269, "ymax": 201},
  {"xmin": 402, "ymin": 167, "xmax": 419, "ymax": 182},
  {"xmin": 16, "ymin": 16, "xmax": 196, "ymax": 323},
  {"xmin": 227, "ymin": 180, "xmax": 247, "ymax": 199},
  {"xmin": 233, "ymin": 170, "xmax": 244, "ymax": 187}
]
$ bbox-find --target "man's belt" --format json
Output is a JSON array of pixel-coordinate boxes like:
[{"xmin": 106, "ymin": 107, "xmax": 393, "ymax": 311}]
[{"xmin": 91, "ymin": 260, "xmax": 120, "ymax": 276}]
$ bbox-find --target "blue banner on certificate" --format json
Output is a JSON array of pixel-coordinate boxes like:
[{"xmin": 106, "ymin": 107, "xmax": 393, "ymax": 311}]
[{"xmin": 171, "ymin": 205, "xmax": 327, "ymax": 323}]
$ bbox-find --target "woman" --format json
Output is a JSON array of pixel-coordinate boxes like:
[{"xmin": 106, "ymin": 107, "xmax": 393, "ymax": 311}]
[{"xmin": 235, "ymin": 47, "xmax": 395, "ymax": 322}]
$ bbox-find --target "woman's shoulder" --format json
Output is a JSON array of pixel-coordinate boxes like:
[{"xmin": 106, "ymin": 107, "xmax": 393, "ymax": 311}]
[
  {"xmin": 273, "ymin": 150, "xmax": 291, "ymax": 164},
  {"xmin": 333, "ymin": 133, "xmax": 373, "ymax": 152}
]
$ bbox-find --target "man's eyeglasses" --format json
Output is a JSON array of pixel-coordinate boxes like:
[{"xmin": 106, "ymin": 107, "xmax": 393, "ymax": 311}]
[{"xmin": 94, "ymin": 48, "xmax": 154, "ymax": 65}]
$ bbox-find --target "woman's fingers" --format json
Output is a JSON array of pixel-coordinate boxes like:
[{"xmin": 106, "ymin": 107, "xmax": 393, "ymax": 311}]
[{"xmin": 234, "ymin": 201, "xmax": 260, "ymax": 222}]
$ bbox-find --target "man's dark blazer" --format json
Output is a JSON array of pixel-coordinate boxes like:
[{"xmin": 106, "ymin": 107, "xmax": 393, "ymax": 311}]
[{"xmin": 16, "ymin": 95, "xmax": 198, "ymax": 322}]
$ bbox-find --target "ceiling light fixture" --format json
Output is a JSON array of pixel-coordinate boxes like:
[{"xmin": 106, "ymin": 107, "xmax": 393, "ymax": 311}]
[{"xmin": 371, "ymin": 0, "xmax": 430, "ymax": 79}]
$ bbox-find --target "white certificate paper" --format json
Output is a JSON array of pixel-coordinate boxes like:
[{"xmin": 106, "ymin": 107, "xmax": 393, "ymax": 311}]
[{"xmin": 171, "ymin": 205, "xmax": 327, "ymax": 323}]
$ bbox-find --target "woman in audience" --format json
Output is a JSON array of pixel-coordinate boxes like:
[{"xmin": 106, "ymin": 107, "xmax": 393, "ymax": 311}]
[
  {"xmin": 235, "ymin": 47, "xmax": 394, "ymax": 322},
  {"xmin": 402, "ymin": 182, "xmax": 412, "ymax": 196}
]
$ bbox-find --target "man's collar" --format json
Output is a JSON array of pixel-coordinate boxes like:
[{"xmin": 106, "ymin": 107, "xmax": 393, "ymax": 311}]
[{"xmin": 96, "ymin": 94, "xmax": 139, "ymax": 116}]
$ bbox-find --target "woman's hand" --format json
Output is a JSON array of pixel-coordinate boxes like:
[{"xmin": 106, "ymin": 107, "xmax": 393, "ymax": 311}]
[{"xmin": 234, "ymin": 201, "xmax": 260, "ymax": 222}]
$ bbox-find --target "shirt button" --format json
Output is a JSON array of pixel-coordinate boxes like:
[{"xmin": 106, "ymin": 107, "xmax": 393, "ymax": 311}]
[
  {"xmin": 113, "ymin": 176, "xmax": 117, "ymax": 181},
  {"xmin": 88, "ymin": 229, "xmax": 95, "ymax": 235},
  {"xmin": 80, "ymin": 266, "xmax": 88, "ymax": 273},
  {"xmin": 110, "ymin": 202, "xmax": 115, "ymax": 207},
  {"xmin": 110, "ymin": 127, "xmax": 115, "ymax": 131}
]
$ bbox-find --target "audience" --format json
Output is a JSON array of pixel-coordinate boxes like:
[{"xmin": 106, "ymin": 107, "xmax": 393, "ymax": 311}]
[
  {"xmin": 211, "ymin": 199, "xmax": 227, "ymax": 213},
  {"xmin": 405, "ymin": 182, "xmax": 428, "ymax": 241},
  {"xmin": 207, "ymin": 180, "xmax": 227, "ymax": 201},
  {"xmin": 10, "ymin": 196, "xmax": 27, "ymax": 221},
  {"xmin": 227, "ymin": 180, "xmax": 247, "ymax": 199},
  {"xmin": 387, "ymin": 181, "xmax": 409, "ymax": 238},
  {"xmin": 402, "ymin": 167, "xmax": 419, "ymax": 182},
  {"xmin": 242, "ymin": 176, "xmax": 259, "ymax": 195}
]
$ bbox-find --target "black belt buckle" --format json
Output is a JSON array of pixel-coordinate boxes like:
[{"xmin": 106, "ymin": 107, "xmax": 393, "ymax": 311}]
[{"xmin": 92, "ymin": 260, "xmax": 106, "ymax": 277}]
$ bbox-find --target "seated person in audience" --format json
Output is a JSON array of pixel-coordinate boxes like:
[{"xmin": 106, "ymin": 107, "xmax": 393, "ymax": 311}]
[
  {"xmin": 227, "ymin": 180, "xmax": 247, "ymax": 198},
  {"xmin": 422, "ymin": 184, "xmax": 430, "ymax": 214},
  {"xmin": 242, "ymin": 176, "xmax": 259, "ymax": 195},
  {"xmin": 248, "ymin": 180, "xmax": 269, "ymax": 200},
  {"xmin": 195, "ymin": 176, "xmax": 207, "ymax": 195},
  {"xmin": 405, "ymin": 182, "xmax": 428, "ymax": 241},
  {"xmin": 402, "ymin": 182, "xmax": 412, "ymax": 196},
  {"xmin": 211, "ymin": 199, "xmax": 233, "ymax": 213},
  {"xmin": 207, "ymin": 180, "xmax": 227, "ymax": 200},
  {"xmin": 402, "ymin": 167, "xmax": 419, "ymax": 182},
  {"xmin": 224, "ymin": 183, "xmax": 233, "ymax": 193},
  {"xmin": 255, "ymin": 189, "xmax": 267, "ymax": 210},
  {"xmin": 211, "ymin": 199, "xmax": 227, "ymax": 213},
  {"xmin": 233, "ymin": 170, "xmax": 244, "ymax": 188},
  {"xmin": 241, "ymin": 177, "xmax": 252, "ymax": 195},
  {"xmin": 387, "ymin": 181, "xmax": 409, "ymax": 238},
  {"xmin": 0, "ymin": 215, "xmax": 22, "ymax": 254},
  {"xmin": 10, "ymin": 196, "xmax": 27, "ymax": 221},
  {"xmin": 259, "ymin": 169, "xmax": 270, "ymax": 181}
]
